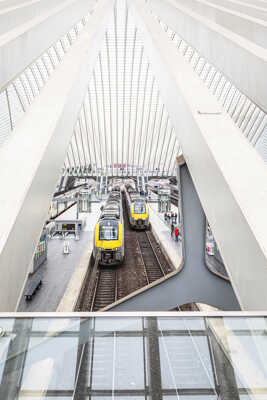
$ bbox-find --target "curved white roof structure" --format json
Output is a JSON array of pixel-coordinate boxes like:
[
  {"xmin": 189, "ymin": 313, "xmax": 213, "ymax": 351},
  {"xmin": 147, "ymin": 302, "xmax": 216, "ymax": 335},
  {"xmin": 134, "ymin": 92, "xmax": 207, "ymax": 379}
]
[{"xmin": 1, "ymin": 0, "xmax": 267, "ymax": 176}]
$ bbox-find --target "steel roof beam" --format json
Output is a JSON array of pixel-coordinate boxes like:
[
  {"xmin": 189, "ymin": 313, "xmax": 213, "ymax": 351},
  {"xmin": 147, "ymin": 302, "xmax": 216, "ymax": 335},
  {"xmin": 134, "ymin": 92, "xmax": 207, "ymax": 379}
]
[
  {"xmin": 146, "ymin": 0, "xmax": 267, "ymax": 113},
  {"xmin": 207, "ymin": 0, "xmax": 267, "ymax": 21},
  {"xmin": 132, "ymin": 0, "xmax": 267, "ymax": 310},
  {"xmin": 0, "ymin": 0, "xmax": 70, "ymax": 36},
  {"xmin": 0, "ymin": 0, "xmax": 96, "ymax": 90},
  {"xmin": 164, "ymin": 0, "xmax": 267, "ymax": 49},
  {"xmin": 0, "ymin": 0, "xmax": 113, "ymax": 311}
]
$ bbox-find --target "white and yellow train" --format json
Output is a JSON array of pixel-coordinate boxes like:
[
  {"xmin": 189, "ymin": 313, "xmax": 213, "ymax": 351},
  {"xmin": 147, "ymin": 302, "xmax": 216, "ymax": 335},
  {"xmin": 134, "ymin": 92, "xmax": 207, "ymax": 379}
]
[
  {"xmin": 93, "ymin": 187, "xmax": 124, "ymax": 266},
  {"xmin": 125, "ymin": 184, "xmax": 150, "ymax": 230}
]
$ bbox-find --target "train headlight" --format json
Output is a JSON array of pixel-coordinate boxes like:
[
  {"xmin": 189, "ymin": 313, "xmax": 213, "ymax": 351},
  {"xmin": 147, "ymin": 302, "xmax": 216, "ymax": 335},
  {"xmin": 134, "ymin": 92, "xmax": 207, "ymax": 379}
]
[{"xmin": 115, "ymin": 250, "xmax": 122, "ymax": 260}]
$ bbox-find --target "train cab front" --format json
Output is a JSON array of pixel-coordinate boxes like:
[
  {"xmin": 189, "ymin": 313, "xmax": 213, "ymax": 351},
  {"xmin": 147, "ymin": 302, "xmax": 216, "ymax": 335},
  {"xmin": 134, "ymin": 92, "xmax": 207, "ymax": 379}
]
[
  {"xmin": 131, "ymin": 201, "xmax": 149, "ymax": 230},
  {"xmin": 95, "ymin": 219, "xmax": 123, "ymax": 266}
]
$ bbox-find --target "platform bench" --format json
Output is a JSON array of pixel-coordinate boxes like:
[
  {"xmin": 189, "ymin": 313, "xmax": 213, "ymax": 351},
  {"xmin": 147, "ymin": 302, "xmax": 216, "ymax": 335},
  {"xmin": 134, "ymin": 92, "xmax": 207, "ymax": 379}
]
[{"xmin": 25, "ymin": 276, "xmax": 42, "ymax": 301}]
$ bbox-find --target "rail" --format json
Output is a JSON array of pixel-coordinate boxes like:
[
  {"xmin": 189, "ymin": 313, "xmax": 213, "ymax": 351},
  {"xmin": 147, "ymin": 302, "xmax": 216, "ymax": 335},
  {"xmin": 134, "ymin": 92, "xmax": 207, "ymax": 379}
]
[{"xmin": 77, "ymin": 193, "xmax": 173, "ymax": 311}]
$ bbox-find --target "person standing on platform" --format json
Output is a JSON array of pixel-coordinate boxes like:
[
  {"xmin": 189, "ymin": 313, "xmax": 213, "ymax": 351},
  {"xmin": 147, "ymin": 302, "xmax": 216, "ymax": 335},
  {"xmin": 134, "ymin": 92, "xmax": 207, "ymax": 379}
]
[
  {"xmin": 175, "ymin": 226, "xmax": 179, "ymax": 241},
  {"xmin": 171, "ymin": 222, "xmax": 175, "ymax": 238}
]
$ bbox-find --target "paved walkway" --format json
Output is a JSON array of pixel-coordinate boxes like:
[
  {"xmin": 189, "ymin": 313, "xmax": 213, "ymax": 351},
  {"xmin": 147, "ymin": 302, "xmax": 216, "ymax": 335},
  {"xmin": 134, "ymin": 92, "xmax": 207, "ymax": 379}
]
[
  {"xmin": 148, "ymin": 203, "xmax": 183, "ymax": 270},
  {"xmin": 17, "ymin": 202, "xmax": 101, "ymax": 312},
  {"xmin": 112, "ymin": 164, "xmax": 240, "ymax": 311}
]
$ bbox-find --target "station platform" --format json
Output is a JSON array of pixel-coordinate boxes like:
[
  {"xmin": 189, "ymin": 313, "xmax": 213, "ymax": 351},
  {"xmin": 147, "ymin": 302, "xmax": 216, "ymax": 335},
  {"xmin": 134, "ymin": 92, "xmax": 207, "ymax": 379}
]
[
  {"xmin": 59, "ymin": 195, "xmax": 184, "ymax": 312},
  {"xmin": 148, "ymin": 202, "xmax": 183, "ymax": 271},
  {"xmin": 17, "ymin": 202, "xmax": 102, "ymax": 312}
]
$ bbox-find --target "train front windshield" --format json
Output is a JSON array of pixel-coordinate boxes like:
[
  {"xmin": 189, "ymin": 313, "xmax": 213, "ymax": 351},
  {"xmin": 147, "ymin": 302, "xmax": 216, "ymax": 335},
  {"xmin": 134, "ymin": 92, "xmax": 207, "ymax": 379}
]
[
  {"xmin": 99, "ymin": 220, "xmax": 119, "ymax": 240},
  {"xmin": 134, "ymin": 202, "xmax": 146, "ymax": 214}
]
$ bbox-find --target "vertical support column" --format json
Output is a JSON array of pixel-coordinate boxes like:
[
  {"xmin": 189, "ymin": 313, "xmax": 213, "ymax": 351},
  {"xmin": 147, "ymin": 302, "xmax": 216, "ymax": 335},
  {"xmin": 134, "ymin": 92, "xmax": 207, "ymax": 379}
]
[
  {"xmin": 206, "ymin": 321, "xmax": 240, "ymax": 400},
  {"xmin": 0, "ymin": 318, "xmax": 33, "ymax": 399},
  {"xmin": 0, "ymin": 0, "xmax": 114, "ymax": 311},
  {"xmin": 146, "ymin": 317, "xmax": 163, "ymax": 400},
  {"xmin": 73, "ymin": 318, "xmax": 94, "ymax": 400},
  {"xmin": 131, "ymin": 0, "xmax": 267, "ymax": 310}
]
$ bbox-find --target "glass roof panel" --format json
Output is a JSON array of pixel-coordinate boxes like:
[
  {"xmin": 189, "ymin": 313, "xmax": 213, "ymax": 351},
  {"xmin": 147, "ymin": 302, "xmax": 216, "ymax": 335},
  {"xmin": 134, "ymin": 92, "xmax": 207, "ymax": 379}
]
[
  {"xmin": 0, "ymin": 315, "xmax": 266, "ymax": 399},
  {"xmin": 21, "ymin": 336, "xmax": 78, "ymax": 391},
  {"xmin": 64, "ymin": 0, "xmax": 179, "ymax": 177},
  {"xmin": 159, "ymin": 336, "xmax": 215, "ymax": 390},
  {"xmin": 94, "ymin": 316, "xmax": 142, "ymax": 331},
  {"xmin": 223, "ymin": 317, "xmax": 267, "ymax": 331},
  {"xmin": 92, "ymin": 336, "xmax": 145, "ymax": 390},
  {"xmin": 0, "ymin": 318, "xmax": 14, "ymax": 332},
  {"xmin": 32, "ymin": 317, "xmax": 80, "ymax": 332},
  {"xmin": 158, "ymin": 317, "xmax": 205, "ymax": 331}
]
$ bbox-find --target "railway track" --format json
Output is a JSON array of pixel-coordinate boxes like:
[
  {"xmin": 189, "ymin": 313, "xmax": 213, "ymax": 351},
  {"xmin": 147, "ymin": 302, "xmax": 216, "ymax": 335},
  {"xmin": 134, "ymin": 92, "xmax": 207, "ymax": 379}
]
[
  {"xmin": 90, "ymin": 268, "xmax": 117, "ymax": 311},
  {"xmin": 136, "ymin": 231, "xmax": 166, "ymax": 283},
  {"xmin": 77, "ymin": 193, "xmax": 173, "ymax": 311}
]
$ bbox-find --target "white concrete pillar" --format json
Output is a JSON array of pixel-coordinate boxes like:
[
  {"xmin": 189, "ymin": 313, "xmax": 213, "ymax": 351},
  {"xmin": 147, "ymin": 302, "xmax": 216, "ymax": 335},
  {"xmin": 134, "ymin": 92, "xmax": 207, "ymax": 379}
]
[
  {"xmin": 131, "ymin": 0, "xmax": 267, "ymax": 310},
  {"xmin": 0, "ymin": 0, "xmax": 114, "ymax": 311}
]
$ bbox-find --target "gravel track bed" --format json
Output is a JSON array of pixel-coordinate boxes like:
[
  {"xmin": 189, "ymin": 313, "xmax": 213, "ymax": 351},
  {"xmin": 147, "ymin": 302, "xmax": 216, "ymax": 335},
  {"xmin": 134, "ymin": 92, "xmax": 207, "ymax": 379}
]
[{"xmin": 76, "ymin": 193, "xmax": 173, "ymax": 311}]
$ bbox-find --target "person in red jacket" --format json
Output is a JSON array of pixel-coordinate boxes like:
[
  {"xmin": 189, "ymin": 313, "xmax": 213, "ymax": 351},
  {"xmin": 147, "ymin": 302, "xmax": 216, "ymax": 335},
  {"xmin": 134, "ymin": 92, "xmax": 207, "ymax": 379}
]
[{"xmin": 174, "ymin": 226, "xmax": 179, "ymax": 241}]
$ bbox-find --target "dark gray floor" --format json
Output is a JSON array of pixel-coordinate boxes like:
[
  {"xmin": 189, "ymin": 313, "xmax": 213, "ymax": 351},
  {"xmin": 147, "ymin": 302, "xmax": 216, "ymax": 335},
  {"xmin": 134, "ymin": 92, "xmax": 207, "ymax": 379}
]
[
  {"xmin": 17, "ymin": 232, "xmax": 90, "ymax": 312},
  {"xmin": 112, "ymin": 164, "xmax": 240, "ymax": 311}
]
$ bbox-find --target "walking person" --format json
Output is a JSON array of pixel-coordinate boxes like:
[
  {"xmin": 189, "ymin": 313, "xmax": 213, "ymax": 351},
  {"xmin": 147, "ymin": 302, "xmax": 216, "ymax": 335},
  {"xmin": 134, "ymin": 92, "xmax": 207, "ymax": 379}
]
[
  {"xmin": 175, "ymin": 226, "xmax": 179, "ymax": 242},
  {"xmin": 171, "ymin": 222, "xmax": 175, "ymax": 238},
  {"xmin": 164, "ymin": 212, "xmax": 167, "ymax": 222},
  {"xmin": 174, "ymin": 212, "xmax": 177, "ymax": 224}
]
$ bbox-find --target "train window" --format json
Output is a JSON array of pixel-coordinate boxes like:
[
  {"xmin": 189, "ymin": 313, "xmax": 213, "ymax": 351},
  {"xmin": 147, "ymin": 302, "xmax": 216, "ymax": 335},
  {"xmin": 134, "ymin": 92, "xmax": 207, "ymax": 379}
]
[
  {"xmin": 62, "ymin": 223, "xmax": 75, "ymax": 231},
  {"xmin": 99, "ymin": 221, "xmax": 118, "ymax": 240},
  {"xmin": 134, "ymin": 202, "xmax": 146, "ymax": 214}
]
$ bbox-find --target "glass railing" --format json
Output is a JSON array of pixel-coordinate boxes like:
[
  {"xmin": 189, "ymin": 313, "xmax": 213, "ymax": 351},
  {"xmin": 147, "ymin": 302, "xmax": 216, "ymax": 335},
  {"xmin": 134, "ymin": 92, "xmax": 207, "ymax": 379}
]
[{"xmin": 0, "ymin": 313, "xmax": 266, "ymax": 399}]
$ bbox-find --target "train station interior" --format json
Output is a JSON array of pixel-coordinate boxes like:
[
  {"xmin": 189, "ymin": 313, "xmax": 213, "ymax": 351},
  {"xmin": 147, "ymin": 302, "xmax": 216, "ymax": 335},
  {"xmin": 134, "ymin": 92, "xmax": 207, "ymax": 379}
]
[{"xmin": 0, "ymin": 0, "xmax": 267, "ymax": 398}]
